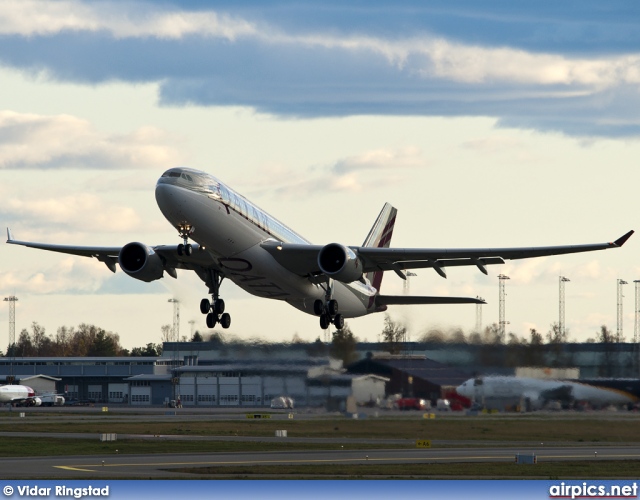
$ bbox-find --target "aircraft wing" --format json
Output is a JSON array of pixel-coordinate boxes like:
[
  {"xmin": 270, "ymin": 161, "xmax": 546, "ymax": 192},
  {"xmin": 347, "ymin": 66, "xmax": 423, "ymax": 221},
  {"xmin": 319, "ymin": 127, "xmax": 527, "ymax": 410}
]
[
  {"xmin": 262, "ymin": 230, "xmax": 633, "ymax": 279},
  {"xmin": 6, "ymin": 229, "xmax": 220, "ymax": 274},
  {"xmin": 356, "ymin": 230, "xmax": 634, "ymax": 277},
  {"xmin": 6, "ymin": 226, "xmax": 121, "ymax": 257}
]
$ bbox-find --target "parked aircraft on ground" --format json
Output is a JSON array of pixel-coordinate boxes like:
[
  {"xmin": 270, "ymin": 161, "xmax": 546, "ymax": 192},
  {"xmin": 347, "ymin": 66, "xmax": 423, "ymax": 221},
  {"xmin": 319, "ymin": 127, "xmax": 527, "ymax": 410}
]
[
  {"xmin": 6, "ymin": 167, "xmax": 634, "ymax": 330},
  {"xmin": 0, "ymin": 385, "xmax": 41, "ymax": 406},
  {"xmin": 456, "ymin": 376, "xmax": 639, "ymax": 410}
]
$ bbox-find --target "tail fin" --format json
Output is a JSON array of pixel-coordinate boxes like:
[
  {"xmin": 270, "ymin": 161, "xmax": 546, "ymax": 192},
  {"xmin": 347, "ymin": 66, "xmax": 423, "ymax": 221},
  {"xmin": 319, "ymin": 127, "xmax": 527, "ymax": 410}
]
[{"xmin": 363, "ymin": 203, "xmax": 397, "ymax": 292}]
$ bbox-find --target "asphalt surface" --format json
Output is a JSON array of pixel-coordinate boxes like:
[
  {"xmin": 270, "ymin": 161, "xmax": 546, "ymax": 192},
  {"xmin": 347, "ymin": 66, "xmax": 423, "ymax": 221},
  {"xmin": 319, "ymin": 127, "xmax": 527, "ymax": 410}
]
[
  {"xmin": 1, "ymin": 406, "xmax": 640, "ymax": 478},
  {"xmin": 1, "ymin": 445, "xmax": 639, "ymax": 479}
]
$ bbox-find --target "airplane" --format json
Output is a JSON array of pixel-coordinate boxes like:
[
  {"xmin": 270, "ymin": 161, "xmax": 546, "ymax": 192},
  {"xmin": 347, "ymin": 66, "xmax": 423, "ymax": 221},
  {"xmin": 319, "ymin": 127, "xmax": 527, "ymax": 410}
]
[
  {"xmin": 456, "ymin": 376, "xmax": 639, "ymax": 410},
  {"xmin": 0, "ymin": 384, "xmax": 42, "ymax": 406},
  {"xmin": 6, "ymin": 167, "xmax": 634, "ymax": 331}
]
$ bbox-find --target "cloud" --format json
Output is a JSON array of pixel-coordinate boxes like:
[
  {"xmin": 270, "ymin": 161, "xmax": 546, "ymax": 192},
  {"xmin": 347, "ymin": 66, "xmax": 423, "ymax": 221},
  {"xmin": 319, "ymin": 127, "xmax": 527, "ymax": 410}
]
[
  {"xmin": 0, "ymin": 111, "xmax": 183, "ymax": 169},
  {"xmin": 239, "ymin": 147, "xmax": 421, "ymax": 200},
  {"xmin": 0, "ymin": 256, "xmax": 106, "ymax": 295},
  {"xmin": 0, "ymin": 255, "xmax": 165, "ymax": 295},
  {"xmin": 501, "ymin": 258, "xmax": 619, "ymax": 287},
  {"xmin": 1, "ymin": 2, "xmax": 640, "ymax": 136},
  {"xmin": 1, "ymin": 192, "xmax": 142, "ymax": 233},
  {"xmin": 462, "ymin": 135, "xmax": 526, "ymax": 153},
  {"xmin": 0, "ymin": 0, "xmax": 256, "ymax": 40},
  {"xmin": 332, "ymin": 147, "xmax": 424, "ymax": 174}
]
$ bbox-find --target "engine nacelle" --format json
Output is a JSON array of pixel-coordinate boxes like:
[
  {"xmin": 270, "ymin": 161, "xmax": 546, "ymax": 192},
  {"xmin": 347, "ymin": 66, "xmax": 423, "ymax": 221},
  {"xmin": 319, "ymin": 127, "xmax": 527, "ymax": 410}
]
[
  {"xmin": 118, "ymin": 242, "xmax": 165, "ymax": 282},
  {"xmin": 317, "ymin": 243, "xmax": 363, "ymax": 283},
  {"xmin": 30, "ymin": 397, "xmax": 42, "ymax": 407}
]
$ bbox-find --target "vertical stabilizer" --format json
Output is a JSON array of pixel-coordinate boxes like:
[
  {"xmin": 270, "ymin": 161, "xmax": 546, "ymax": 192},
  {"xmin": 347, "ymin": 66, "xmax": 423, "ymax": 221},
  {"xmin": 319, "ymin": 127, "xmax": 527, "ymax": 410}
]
[{"xmin": 362, "ymin": 203, "xmax": 397, "ymax": 292}]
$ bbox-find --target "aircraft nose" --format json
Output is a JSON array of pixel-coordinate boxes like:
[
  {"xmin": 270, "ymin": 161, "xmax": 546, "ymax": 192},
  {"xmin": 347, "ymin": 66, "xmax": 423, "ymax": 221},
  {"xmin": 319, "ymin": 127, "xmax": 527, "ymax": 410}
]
[{"xmin": 155, "ymin": 182, "xmax": 174, "ymax": 208}]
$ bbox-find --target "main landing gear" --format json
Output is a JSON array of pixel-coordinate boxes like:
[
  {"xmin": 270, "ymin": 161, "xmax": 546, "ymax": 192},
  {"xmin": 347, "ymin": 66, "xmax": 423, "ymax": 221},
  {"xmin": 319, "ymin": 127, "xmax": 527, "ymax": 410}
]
[
  {"xmin": 177, "ymin": 223, "xmax": 194, "ymax": 256},
  {"xmin": 200, "ymin": 270, "xmax": 231, "ymax": 329},
  {"xmin": 314, "ymin": 279, "xmax": 344, "ymax": 330}
]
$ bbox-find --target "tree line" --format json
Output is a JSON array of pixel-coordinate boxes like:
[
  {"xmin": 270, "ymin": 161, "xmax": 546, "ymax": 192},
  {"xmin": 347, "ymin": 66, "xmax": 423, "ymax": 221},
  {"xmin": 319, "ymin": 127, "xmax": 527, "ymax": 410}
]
[
  {"xmin": 326, "ymin": 315, "xmax": 634, "ymax": 373},
  {"xmin": 4, "ymin": 322, "xmax": 163, "ymax": 358},
  {"xmin": 2, "ymin": 316, "xmax": 630, "ymax": 368}
]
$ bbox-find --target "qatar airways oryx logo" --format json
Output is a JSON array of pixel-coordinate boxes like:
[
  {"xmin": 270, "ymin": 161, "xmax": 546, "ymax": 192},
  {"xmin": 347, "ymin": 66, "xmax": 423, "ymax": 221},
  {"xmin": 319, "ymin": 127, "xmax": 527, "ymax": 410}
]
[{"xmin": 549, "ymin": 482, "xmax": 638, "ymax": 499}]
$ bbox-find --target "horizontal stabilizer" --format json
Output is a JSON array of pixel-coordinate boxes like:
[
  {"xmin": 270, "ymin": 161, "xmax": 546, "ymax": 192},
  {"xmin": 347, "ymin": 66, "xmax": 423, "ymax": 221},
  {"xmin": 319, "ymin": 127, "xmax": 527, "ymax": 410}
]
[{"xmin": 376, "ymin": 295, "xmax": 486, "ymax": 306}]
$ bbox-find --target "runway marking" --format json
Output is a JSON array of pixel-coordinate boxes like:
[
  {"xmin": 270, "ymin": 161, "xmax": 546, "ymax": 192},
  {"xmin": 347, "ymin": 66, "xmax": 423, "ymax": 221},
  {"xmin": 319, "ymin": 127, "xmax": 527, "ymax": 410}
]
[
  {"xmin": 66, "ymin": 456, "xmax": 515, "ymax": 469},
  {"xmin": 60, "ymin": 453, "xmax": 640, "ymax": 471},
  {"xmin": 54, "ymin": 466, "xmax": 97, "ymax": 472}
]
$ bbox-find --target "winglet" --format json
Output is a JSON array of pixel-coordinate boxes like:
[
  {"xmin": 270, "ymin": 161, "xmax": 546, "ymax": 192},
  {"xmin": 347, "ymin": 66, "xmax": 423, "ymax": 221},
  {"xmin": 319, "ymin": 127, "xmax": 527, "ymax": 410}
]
[
  {"xmin": 6, "ymin": 228, "xmax": 13, "ymax": 242},
  {"xmin": 613, "ymin": 230, "xmax": 634, "ymax": 247}
]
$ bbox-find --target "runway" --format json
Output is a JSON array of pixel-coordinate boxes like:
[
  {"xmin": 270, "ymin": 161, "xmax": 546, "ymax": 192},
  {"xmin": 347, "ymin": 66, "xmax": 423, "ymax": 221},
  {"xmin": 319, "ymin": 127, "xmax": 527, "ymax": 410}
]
[
  {"xmin": 1, "ymin": 445, "xmax": 639, "ymax": 479},
  {"xmin": 2, "ymin": 407, "xmax": 640, "ymax": 478}
]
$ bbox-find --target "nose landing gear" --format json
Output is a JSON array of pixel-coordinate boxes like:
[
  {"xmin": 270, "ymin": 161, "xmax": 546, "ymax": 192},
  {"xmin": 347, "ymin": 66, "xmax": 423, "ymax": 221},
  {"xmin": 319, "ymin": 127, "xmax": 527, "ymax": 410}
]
[{"xmin": 177, "ymin": 223, "xmax": 194, "ymax": 256}]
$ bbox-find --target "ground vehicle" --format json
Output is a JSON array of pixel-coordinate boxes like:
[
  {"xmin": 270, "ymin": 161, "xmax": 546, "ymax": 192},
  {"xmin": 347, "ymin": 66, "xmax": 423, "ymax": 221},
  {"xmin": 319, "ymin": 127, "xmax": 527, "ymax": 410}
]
[
  {"xmin": 436, "ymin": 398, "xmax": 451, "ymax": 411},
  {"xmin": 270, "ymin": 396, "xmax": 294, "ymax": 409},
  {"xmin": 40, "ymin": 395, "xmax": 65, "ymax": 407},
  {"xmin": 395, "ymin": 398, "xmax": 428, "ymax": 410}
]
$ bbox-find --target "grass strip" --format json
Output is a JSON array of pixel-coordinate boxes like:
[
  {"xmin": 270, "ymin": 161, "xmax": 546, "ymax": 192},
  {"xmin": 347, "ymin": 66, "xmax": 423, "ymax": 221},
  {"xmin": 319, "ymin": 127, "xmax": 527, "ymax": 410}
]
[
  {"xmin": 174, "ymin": 460, "xmax": 640, "ymax": 479},
  {"xmin": 0, "ymin": 416, "xmax": 638, "ymax": 442}
]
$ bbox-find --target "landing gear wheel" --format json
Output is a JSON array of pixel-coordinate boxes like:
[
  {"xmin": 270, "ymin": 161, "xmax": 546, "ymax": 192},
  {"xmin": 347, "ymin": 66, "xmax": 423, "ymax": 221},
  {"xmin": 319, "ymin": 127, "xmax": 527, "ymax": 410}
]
[
  {"xmin": 200, "ymin": 298, "xmax": 211, "ymax": 315},
  {"xmin": 213, "ymin": 299, "xmax": 225, "ymax": 315},
  {"xmin": 333, "ymin": 313, "xmax": 344, "ymax": 330},
  {"xmin": 313, "ymin": 299, "xmax": 324, "ymax": 316},
  {"xmin": 177, "ymin": 243, "xmax": 184, "ymax": 256},
  {"xmin": 219, "ymin": 313, "xmax": 231, "ymax": 329},
  {"xmin": 320, "ymin": 314, "xmax": 331, "ymax": 330},
  {"xmin": 185, "ymin": 244, "xmax": 193, "ymax": 256},
  {"xmin": 206, "ymin": 313, "xmax": 217, "ymax": 329},
  {"xmin": 327, "ymin": 299, "xmax": 339, "ymax": 316}
]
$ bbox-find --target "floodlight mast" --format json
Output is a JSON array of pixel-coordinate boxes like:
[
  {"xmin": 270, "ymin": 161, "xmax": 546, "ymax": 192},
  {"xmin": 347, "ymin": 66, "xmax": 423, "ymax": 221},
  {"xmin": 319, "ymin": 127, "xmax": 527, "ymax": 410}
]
[
  {"xmin": 617, "ymin": 279, "xmax": 628, "ymax": 342},
  {"xmin": 498, "ymin": 275, "xmax": 510, "ymax": 338},
  {"xmin": 475, "ymin": 296, "xmax": 484, "ymax": 334},
  {"xmin": 559, "ymin": 277, "xmax": 570, "ymax": 340},
  {"xmin": 168, "ymin": 298, "xmax": 180, "ymax": 403},
  {"xmin": 3, "ymin": 296, "xmax": 18, "ymax": 381}
]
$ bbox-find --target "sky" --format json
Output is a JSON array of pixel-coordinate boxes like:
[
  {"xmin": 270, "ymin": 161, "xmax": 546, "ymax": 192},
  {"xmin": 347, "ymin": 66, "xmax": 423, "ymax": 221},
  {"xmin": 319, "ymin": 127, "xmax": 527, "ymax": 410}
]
[{"xmin": 1, "ymin": 0, "xmax": 640, "ymax": 349}]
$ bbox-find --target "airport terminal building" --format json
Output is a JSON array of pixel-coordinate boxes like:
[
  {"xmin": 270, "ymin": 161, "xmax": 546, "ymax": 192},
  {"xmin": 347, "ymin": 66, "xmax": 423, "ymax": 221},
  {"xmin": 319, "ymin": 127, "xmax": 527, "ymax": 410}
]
[
  {"xmin": 0, "ymin": 340, "xmax": 638, "ymax": 407},
  {"xmin": 0, "ymin": 342, "xmax": 357, "ymax": 407}
]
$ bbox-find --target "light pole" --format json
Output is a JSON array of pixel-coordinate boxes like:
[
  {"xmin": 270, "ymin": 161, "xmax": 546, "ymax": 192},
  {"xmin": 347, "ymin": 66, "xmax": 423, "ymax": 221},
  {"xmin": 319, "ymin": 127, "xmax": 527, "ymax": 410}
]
[
  {"xmin": 559, "ymin": 276, "xmax": 570, "ymax": 341},
  {"xmin": 167, "ymin": 298, "xmax": 180, "ymax": 404},
  {"xmin": 617, "ymin": 279, "xmax": 627, "ymax": 342},
  {"xmin": 498, "ymin": 275, "xmax": 510, "ymax": 339},
  {"xmin": 475, "ymin": 296, "xmax": 484, "ymax": 334},
  {"xmin": 3, "ymin": 296, "xmax": 17, "ymax": 382}
]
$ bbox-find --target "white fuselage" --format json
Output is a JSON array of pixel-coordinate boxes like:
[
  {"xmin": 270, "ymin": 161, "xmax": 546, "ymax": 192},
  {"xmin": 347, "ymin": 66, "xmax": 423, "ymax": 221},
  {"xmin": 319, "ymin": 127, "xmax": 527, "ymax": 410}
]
[
  {"xmin": 457, "ymin": 376, "xmax": 637, "ymax": 408},
  {"xmin": 0, "ymin": 385, "xmax": 35, "ymax": 404},
  {"xmin": 155, "ymin": 171, "xmax": 376, "ymax": 318}
]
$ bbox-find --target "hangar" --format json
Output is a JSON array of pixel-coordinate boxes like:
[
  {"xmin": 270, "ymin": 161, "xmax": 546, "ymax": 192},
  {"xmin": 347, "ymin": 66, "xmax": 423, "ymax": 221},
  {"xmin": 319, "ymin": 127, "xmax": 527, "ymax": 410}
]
[{"xmin": 347, "ymin": 354, "xmax": 472, "ymax": 404}]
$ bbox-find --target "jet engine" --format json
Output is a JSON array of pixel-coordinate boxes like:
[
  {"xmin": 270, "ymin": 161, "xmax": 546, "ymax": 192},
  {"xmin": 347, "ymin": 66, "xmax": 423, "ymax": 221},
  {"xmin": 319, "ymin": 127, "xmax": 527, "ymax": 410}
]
[
  {"xmin": 30, "ymin": 397, "xmax": 42, "ymax": 407},
  {"xmin": 317, "ymin": 243, "xmax": 363, "ymax": 283},
  {"xmin": 118, "ymin": 242, "xmax": 165, "ymax": 282}
]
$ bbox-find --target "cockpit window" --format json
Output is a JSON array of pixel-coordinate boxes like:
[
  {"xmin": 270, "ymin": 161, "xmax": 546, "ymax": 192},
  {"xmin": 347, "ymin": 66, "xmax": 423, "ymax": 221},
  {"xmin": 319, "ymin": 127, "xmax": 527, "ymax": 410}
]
[{"xmin": 181, "ymin": 173, "xmax": 194, "ymax": 182}]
